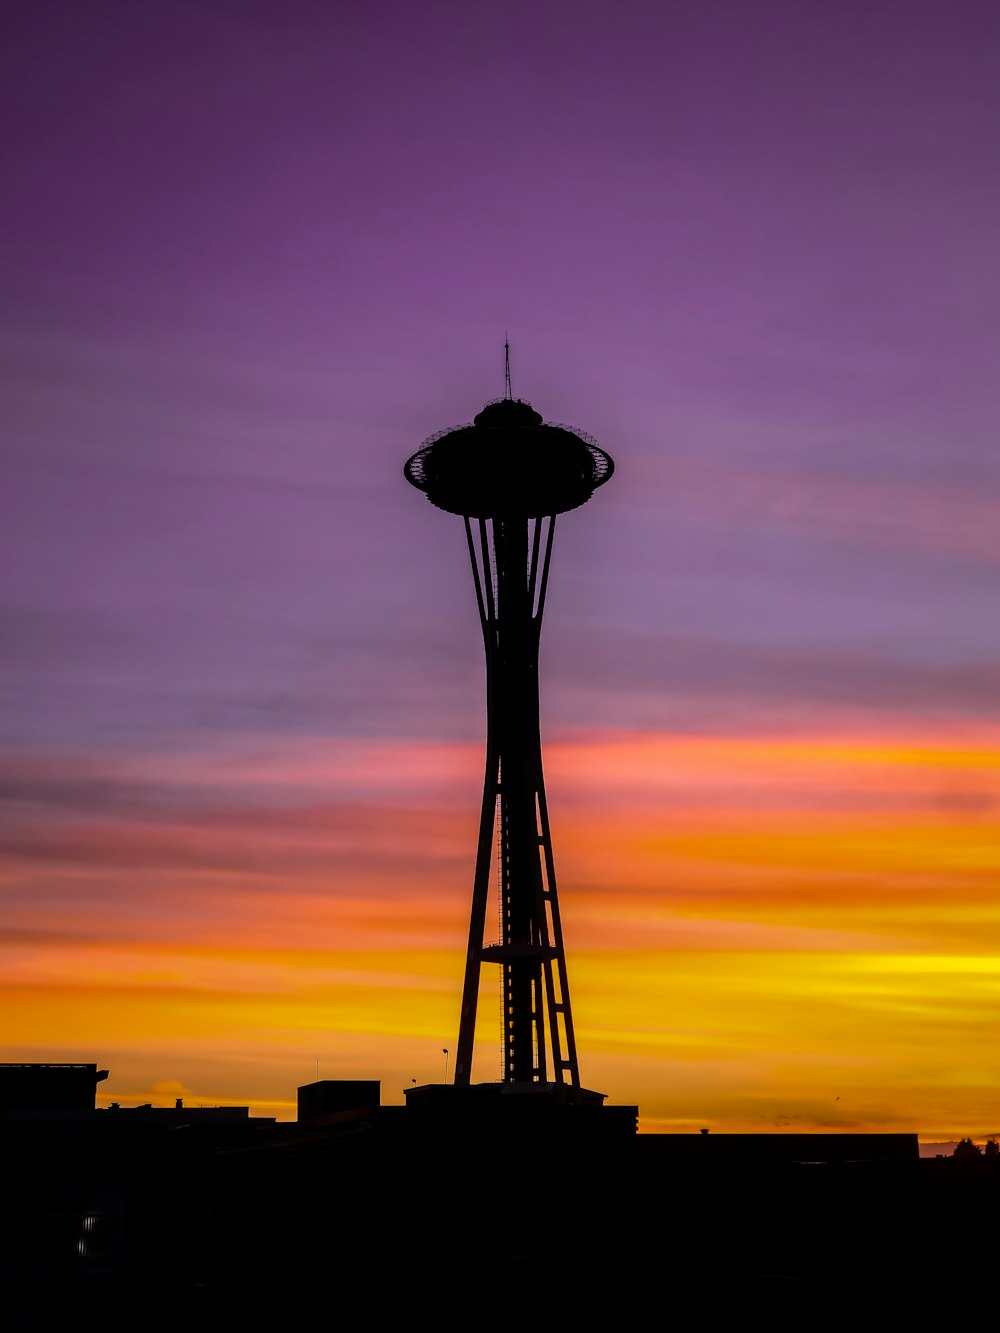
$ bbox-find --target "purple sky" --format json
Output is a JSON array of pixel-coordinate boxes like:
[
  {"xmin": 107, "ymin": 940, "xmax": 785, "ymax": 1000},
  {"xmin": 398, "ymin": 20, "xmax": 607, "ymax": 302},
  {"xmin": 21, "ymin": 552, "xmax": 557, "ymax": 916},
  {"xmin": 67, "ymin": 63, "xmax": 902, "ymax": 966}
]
[
  {"xmin": 4, "ymin": 0, "xmax": 998, "ymax": 763},
  {"xmin": 2, "ymin": 1, "xmax": 999, "ymax": 1111}
]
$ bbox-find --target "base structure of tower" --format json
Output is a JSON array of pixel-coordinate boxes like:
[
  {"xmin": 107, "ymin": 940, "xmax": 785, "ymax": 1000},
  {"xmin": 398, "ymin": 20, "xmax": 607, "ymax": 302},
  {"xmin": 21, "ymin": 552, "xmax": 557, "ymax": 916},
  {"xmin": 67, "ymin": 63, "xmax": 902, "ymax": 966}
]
[{"xmin": 405, "ymin": 393, "xmax": 614, "ymax": 1102}]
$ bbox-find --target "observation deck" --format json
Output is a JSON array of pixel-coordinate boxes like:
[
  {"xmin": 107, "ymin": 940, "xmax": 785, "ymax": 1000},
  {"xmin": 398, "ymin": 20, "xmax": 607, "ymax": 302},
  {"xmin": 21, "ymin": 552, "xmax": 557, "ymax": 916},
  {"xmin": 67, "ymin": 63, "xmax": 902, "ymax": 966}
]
[{"xmin": 404, "ymin": 397, "xmax": 614, "ymax": 518}]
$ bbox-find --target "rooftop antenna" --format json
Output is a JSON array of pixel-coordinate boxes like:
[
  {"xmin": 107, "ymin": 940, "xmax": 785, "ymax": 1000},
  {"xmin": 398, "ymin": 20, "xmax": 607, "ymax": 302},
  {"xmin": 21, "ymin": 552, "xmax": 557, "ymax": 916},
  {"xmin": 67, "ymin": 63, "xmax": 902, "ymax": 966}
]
[{"xmin": 504, "ymin": 334, "xmax": 512, "ymax": 400}]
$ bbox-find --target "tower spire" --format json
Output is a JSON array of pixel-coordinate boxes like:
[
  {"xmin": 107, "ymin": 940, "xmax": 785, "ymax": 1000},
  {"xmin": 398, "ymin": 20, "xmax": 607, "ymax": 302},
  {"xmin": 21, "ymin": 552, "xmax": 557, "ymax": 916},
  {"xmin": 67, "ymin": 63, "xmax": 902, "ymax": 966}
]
[
  {"xmin": 504, "ymin": 335, "xmax": 512, "ymax": 400},
  {"xmin": 405, "ymin": 390, "xmax": 614, "ymax": 1097}
]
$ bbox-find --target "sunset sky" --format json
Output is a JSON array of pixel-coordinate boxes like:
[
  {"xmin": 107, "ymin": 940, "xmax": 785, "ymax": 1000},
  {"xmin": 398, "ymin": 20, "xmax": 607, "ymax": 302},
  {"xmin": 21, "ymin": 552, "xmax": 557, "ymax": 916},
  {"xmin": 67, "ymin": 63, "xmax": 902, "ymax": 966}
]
[{"xmin": 3, "ymin": 1, "xmax": 999, "ymax": 1141}]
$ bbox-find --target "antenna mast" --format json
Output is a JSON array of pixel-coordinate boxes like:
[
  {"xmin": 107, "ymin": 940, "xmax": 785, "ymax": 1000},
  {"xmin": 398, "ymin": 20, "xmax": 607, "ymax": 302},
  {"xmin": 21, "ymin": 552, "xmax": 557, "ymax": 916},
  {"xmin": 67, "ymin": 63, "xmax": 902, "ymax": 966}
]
[{"xmin": 504, "ymin": 336, "xmax": 512, "ymax": 400}]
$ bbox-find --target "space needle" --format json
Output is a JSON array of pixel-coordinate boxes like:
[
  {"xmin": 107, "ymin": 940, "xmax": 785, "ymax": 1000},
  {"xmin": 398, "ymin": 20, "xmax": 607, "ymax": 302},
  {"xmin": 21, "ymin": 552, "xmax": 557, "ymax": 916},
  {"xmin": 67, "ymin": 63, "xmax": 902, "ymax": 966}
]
[{"xmin": 405, "ymin": 349, "xmax": 613, "ymax": 1099}]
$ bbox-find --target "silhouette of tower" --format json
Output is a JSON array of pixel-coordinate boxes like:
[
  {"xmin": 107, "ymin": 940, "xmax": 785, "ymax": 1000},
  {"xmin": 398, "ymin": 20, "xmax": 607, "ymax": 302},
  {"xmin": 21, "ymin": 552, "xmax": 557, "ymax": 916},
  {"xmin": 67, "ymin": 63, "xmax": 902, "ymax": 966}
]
[{"xmin": 405, "ymin": 362, "xmax": 613, "ymax": 1094}]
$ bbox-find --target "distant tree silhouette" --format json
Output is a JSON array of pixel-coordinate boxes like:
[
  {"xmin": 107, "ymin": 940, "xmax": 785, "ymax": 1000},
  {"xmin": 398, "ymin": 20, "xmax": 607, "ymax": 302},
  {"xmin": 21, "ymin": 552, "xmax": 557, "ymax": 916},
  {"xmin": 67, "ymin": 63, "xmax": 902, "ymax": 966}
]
[
  {"xmin": 954, "ymin": 1137, "xmax": 983, "ymax": 1158},
  {"xmin": 984, "ymin": 1138, "xmax": 999, "ymax": 1157}
]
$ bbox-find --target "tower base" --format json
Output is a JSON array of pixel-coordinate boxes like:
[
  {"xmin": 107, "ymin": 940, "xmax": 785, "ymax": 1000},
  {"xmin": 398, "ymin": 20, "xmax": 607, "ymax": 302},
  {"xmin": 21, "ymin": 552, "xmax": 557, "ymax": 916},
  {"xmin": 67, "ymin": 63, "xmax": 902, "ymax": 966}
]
[{"xmin": 403, "ymin": 1081, "xmax": 638, "ymax": 1139}]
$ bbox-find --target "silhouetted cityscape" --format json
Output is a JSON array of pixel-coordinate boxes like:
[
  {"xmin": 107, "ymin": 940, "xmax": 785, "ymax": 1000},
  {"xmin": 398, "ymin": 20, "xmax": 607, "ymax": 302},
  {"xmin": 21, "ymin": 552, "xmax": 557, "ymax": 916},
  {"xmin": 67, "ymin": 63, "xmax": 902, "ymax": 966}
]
[
  {"xmin": 4, "ymin": 1058, "xmax": 999, "ymax": 1329},
  {"xmin": 4, "ymin": 385, "xmax": 997, "ymax": 1328}
]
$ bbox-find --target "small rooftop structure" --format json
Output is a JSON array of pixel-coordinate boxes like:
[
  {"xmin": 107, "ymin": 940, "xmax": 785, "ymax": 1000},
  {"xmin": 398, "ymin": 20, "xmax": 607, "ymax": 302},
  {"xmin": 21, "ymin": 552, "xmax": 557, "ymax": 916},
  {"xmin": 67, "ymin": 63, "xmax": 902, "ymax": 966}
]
[
  {"xmin": 0, "ymin": 1063, "xmax": 108, "ymax": 1112},
  {"xmin": 298, "ymin": 1080, "xmax": 382, "ymax": 1124}
]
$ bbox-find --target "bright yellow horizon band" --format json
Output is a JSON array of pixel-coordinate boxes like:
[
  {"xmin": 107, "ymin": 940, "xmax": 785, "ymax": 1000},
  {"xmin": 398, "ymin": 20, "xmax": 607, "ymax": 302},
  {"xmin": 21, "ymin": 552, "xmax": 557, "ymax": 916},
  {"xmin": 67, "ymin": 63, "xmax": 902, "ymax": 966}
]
[{"xmin": 3, "ymin": 726, "xmax": 997, "ymax": 1143}]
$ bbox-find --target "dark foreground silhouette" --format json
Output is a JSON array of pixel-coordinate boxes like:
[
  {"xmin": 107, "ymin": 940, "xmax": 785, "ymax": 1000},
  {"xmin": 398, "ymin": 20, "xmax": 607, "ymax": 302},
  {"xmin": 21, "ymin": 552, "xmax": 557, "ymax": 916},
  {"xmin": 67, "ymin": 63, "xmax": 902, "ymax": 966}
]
[{"xmin": 2, "ymin": 1066, "xmax": 996, "ymax": 1331}]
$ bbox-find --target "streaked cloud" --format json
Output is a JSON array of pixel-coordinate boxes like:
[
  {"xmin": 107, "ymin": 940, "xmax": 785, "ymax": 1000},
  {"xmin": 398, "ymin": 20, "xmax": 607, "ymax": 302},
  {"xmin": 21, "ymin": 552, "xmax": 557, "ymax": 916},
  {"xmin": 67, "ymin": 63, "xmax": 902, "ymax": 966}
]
[{"xmin": 2, "ymin": 727, "xmax": 997, "ymax": 1132}]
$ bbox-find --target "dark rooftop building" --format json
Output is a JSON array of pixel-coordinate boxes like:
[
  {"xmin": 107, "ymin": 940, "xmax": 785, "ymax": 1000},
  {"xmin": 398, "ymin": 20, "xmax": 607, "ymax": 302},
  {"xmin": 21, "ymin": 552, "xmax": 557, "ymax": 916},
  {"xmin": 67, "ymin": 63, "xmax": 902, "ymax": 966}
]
[{"xmin": 0, "ymin": 1063, "xmax": 108, "ymax": 1113}]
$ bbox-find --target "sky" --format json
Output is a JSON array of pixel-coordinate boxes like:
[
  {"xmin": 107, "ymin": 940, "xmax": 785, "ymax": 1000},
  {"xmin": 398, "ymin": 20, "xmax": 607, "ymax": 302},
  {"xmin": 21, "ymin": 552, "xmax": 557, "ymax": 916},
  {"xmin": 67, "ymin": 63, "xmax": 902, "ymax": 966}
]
[{"xmin": 2, "ymin": 0, "xmax": 999, "ymax": 1140}]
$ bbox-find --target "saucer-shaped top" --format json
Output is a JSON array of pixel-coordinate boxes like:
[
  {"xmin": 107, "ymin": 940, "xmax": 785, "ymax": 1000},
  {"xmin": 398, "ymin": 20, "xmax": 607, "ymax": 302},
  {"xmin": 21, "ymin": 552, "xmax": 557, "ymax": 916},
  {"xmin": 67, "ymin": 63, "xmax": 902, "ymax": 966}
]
[{"xmin": 405, "ymin": 398, "xmax": 614, "ymax": 518}]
